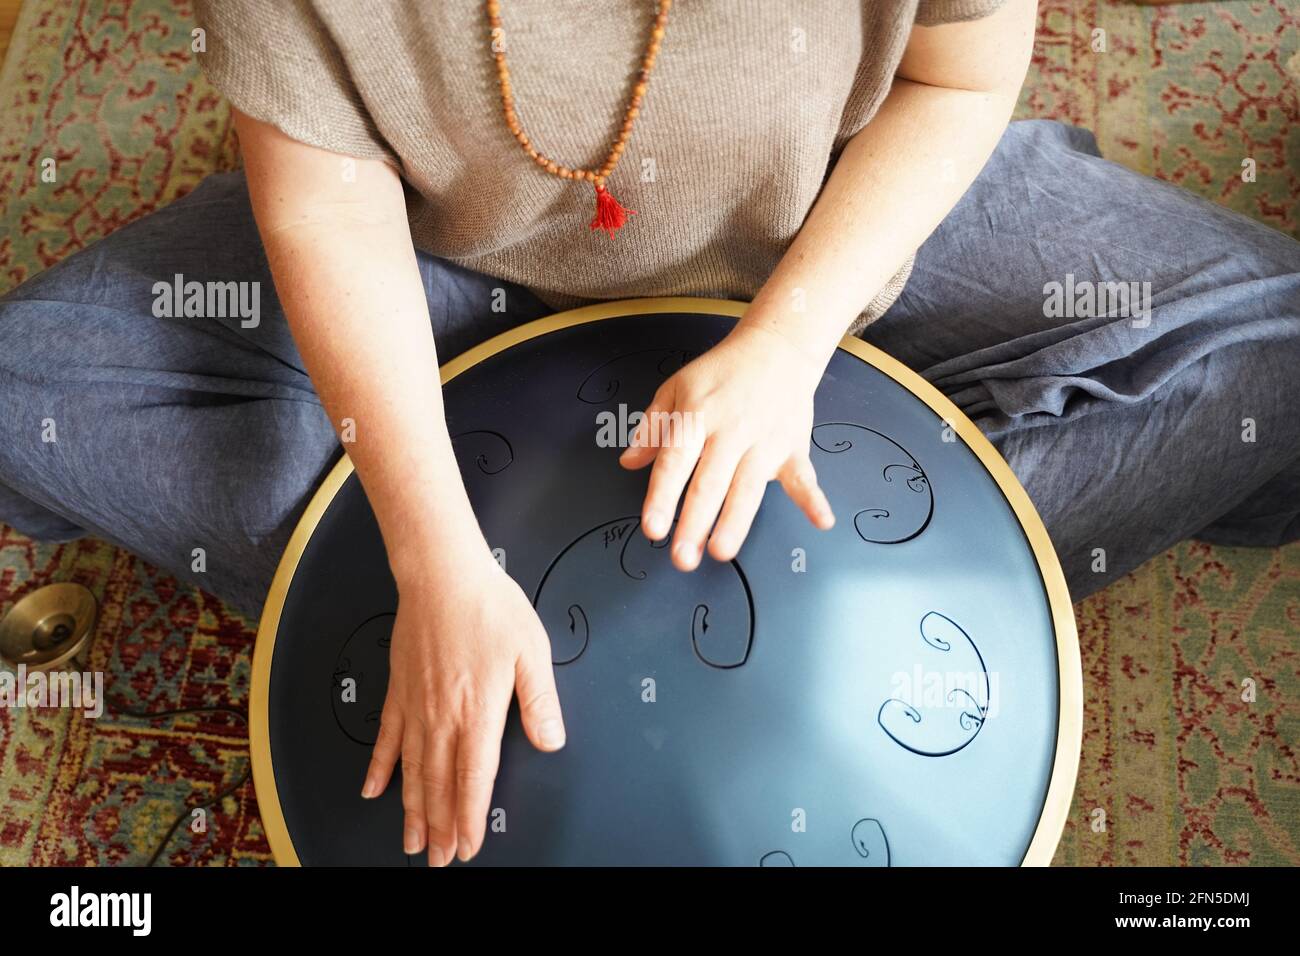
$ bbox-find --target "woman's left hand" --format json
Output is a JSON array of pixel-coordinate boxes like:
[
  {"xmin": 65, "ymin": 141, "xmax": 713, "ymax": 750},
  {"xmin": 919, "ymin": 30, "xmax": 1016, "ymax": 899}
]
[{"xmin": 619, "ymin": 322, "xmax": 835, "ymax": 569}]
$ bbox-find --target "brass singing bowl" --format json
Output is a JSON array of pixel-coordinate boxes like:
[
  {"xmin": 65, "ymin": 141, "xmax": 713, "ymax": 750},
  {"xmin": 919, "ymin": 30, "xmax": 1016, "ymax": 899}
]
[{"xmin": 0, "ymin": 582, "xmax": 97, "ymax": 671}]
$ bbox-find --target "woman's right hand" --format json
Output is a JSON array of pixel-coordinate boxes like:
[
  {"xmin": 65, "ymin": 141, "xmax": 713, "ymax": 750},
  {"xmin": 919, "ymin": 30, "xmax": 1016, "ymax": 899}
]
[
  {"xmin": 360, "ymin": 547, "xmax": 566, "ymax": 866},
  {"xmin": 232, "ymin": 107, "xmax": 565, "ymax": 868}
]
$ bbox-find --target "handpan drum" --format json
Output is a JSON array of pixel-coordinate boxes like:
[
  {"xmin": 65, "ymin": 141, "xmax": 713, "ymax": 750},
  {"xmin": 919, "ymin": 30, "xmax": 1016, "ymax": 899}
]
[{"xmin": 251, "ymin": 298, "xmax": 1082, "ymax": 867}]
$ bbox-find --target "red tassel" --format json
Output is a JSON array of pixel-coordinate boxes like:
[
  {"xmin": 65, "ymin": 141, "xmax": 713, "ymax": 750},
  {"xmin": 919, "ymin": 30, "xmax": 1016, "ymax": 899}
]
[{"xmin": 589, "ymin": 183, "xmax": 635, "ymax": 238}]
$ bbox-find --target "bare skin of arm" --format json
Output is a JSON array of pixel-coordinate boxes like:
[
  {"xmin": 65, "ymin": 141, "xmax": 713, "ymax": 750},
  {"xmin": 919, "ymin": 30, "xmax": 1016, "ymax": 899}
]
[
  {"xmin": 235, "ymin": 109, "xmax": 565, "ymax": 868},
  {"xmin": 623, "ymin": 0, "xmax": 1038, "ymax": 567}
]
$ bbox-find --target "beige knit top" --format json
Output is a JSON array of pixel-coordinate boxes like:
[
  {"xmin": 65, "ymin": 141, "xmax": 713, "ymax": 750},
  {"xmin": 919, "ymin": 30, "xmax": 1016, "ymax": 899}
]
[{"xmin": 193, "ymin": 0, "xmax": 1004, "ymax": 331}]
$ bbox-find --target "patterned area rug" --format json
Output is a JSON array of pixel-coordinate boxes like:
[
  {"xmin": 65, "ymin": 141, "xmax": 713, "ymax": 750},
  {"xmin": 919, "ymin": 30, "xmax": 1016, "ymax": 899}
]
[{"xmin": 0, "ymin": 0, "xmax": 1296, "ymax": 866}]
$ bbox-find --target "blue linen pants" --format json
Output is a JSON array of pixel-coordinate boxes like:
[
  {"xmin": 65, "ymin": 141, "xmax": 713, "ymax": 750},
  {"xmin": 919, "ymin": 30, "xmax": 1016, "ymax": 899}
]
[{"xmin": 1, "ymin": 120, "xmax": 1298, "ymax": 618}]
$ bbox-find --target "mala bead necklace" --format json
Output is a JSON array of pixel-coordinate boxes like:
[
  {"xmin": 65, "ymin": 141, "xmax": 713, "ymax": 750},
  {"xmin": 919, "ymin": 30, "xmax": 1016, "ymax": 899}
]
[{"xmin": 487, "ymin": 0, "xmax": 672, "ymax": 238}]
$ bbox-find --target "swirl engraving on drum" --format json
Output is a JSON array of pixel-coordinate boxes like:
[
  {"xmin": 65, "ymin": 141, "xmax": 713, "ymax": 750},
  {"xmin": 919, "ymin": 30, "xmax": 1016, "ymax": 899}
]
[
  {"xmin": 450, "ymin": 429, "xmax": 514, "ymax": 476},
  {"xmin": 810, "ymin": 423, "xmax": 933, "ymax": 544},
  {"xmin": 534, "ymin": 516, "xmax": 754, "ymax": 668},
  {"xmin": 850, "ymin": 817, "xmax": 891, "ymax": 865},
  {"xmin": 759, "ymin": 818, "xmax": 891, "ymax": 867},
  {"xmin": 877, "ymin": 611, "xmax": 989, "ymax": 757},
  {"xmin": 331, "ymin": 613, "xmax": 395, "ymax": 746},
  {"xmin": 554, "ymin": 605, "xmax": 589, "ymax": 666},
  {"xmin": 576, "ymin": 348, "xmax": 699, "ymax": 404}
]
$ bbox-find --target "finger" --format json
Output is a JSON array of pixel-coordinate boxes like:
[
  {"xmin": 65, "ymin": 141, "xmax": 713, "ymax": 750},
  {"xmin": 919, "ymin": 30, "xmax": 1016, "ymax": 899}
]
[
  {"xmin": 778, "ymin": 454, "xmax": 835, "ymax": 530},
  {"xmin": 362, "ymin": 690, "xmax": 403, "ymax": 799},
  {"xmin": 423, "ymin": 730, "xmax": 459, "ymax": 867},
  {"xmin": 671, "ymin": 438, "xmax": 744, "ymax": 571},
  {"xmin": 708, "ymin": 452, "xmax": 772, "ymax": 562},
  {"xmin": 454, "ymin": 690, "xmax": 511, "ymax": 862},
  {"xmin": 399, "ymin": 729, "xmax": 427, "ymax": 857},
  {"xmin": 639, "ymin": 414, "xmax": 706, "ymax": 541},
  {"xmin": 515, "ymin": 636, "xmax": 566, "ymax": 753},
  {"xmin": 619, "ymin": 387, "xmax": 674, "ymax": 471}
]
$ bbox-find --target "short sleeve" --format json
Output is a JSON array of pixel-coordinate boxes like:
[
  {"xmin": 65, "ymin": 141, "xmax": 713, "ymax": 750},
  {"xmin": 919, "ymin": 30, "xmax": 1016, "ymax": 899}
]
[
  {"xmin": 915, "ymin": 0, "xmax": 1007, "ymax": 27},
  {"xmin": 193, "ymin": 0, "xmax": 397, "ymax": 164}
]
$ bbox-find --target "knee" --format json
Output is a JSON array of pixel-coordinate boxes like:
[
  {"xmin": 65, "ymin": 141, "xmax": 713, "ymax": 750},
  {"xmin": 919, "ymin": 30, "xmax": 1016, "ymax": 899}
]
[
  {"xmin": 0, "ymin": 296, "xmax": 77, "ymax": 388},
  {"xmin": 0, "ymin": 294, "xmax": 97, "ymax": 499}
]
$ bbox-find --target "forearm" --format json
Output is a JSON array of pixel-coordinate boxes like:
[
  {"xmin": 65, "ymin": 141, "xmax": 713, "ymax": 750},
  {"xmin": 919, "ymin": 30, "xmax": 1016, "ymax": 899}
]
[
  {"xmin": 740, "ymin": 80, "xmax": 1017, "ymax": 366},
  {"xmin": 262, "ymin": 219, "xmax": 488, "ymax": 581},
  {"xmin": 738, "ymin": 0, "xmax": 1036, "ymax": 367},
  {"xmin": 236, "ymin": 112, "xmax": 489, "ymax": 585}
]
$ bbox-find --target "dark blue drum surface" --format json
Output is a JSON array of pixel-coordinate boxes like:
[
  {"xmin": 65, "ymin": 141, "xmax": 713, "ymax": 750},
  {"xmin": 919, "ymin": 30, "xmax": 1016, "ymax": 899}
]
[{"xmin": 254, "ymin": 302, "xmax": 1078, "ymax": 867}]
